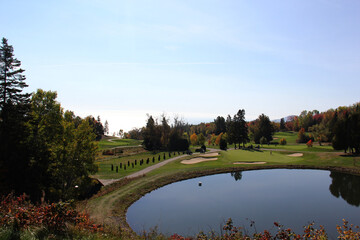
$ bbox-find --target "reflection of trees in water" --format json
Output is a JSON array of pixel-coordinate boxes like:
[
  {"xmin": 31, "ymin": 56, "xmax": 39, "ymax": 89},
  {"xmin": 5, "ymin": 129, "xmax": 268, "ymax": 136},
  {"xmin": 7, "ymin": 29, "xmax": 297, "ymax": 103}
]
[
  {"xmin": 231, "ymin": 171, "xmax": 242, "ymax": 181},
  {"xmin": 329, "ymin": 172, "xmax": 360, "ymax": 207}
]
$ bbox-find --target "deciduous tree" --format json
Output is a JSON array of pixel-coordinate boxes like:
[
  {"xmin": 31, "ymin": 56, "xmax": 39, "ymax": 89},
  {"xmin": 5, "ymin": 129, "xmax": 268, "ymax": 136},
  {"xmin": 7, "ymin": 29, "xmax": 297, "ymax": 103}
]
[
  {"xmin": 198, "ymin": 133, "xmax": 205, "ymax": 146},
  {"xmin": 28, "ymin": 89, "xmax": 98, "ymax": 201},
  {"xmin": 190, "ymin": 133, "xmax": 198, "ymax": 146},
  {"xmin": 215, "ymin": 133, "xmax": 223, "ymax": 145},
  {"xmin": 250, "ymin": 114, "xmax": 274, "ymax": 144}
]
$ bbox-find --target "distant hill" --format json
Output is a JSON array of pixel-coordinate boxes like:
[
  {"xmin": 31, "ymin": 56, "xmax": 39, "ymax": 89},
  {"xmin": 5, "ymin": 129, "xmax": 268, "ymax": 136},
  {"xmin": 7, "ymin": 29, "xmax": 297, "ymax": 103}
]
[{"xmin": 272, "ymin": 115, "xmax": 297, "ymax": 123}]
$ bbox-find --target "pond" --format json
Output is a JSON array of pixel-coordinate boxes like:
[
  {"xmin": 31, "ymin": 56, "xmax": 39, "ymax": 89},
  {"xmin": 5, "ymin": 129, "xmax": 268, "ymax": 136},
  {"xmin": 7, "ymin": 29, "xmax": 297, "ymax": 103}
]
[{"xmin": 126, "ymin": 169, "xmax": 360, "ymax": 238}]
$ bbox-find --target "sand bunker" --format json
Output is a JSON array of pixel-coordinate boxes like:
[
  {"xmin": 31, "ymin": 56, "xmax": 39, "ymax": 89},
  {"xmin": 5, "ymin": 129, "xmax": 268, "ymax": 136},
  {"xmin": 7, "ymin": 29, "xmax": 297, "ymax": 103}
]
[
  {"xmin": 181, "ymin": 158, "xmax": 218, "ymax": 164},
  {"xmin": 233, "ymin": 161, "xmax": 267, "ymax": 165},
  {"xmin": 287, "ymin": 153, "xmax": 303, "ymax": 157},
  {"xmin": 199, "ymin": 152, "xmax": 219, "ymax": 157}
]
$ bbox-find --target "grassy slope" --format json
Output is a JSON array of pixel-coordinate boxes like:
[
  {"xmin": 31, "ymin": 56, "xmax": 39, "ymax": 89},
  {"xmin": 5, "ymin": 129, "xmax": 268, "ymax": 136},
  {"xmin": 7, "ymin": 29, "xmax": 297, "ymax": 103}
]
[
  {"xmin": 261, "ymin": 131, "xmax": 336, "ymax": 152},
  {"xmin": 273, "ymin": 131, "xmax": 298, "ymax": 144},
  {"xmin": 98, "ymin": 137, "xmax": 142, "ymax": 150}
]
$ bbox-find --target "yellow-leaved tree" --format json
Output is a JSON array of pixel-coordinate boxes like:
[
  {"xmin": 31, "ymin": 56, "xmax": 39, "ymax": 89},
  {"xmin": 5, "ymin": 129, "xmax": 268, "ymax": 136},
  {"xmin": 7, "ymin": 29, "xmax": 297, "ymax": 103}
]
[{"xmin": 190, "ymin": 133, "xmax": 198, "ymax": 146}]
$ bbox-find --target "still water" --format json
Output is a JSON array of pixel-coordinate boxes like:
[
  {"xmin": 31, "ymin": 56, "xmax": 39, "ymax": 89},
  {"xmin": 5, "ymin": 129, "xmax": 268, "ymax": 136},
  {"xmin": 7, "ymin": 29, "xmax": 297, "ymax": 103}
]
[{"xmin": 127, "ymin": 169, "xmax": 360, "ymax": 238}]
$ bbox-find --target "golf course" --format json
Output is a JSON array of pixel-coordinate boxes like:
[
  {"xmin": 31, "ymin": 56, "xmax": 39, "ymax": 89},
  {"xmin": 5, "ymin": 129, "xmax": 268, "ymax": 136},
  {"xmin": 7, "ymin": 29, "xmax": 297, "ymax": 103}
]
[{"xmin": 81, "ymin": 131, "xmax": 360, "ymax": 239}]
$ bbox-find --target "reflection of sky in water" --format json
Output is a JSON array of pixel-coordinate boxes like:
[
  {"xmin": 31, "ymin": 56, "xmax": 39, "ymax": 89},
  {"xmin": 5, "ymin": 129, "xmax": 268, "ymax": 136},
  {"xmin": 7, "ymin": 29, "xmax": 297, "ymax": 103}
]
[{"xmin": 127, "ymin": 170, "xmax": 360, "ymax": 238}]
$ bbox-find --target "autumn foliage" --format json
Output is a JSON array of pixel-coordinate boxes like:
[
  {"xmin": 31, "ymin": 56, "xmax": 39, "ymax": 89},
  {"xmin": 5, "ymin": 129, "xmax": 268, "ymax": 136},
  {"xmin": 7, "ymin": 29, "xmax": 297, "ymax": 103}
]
[
  {"xmin": 169, "ymin": 218, "xmax": 360, "ymax": 240},
  {"xmin": 279, "ymin": 138, "xmax": 287, "ymax": 145},
  {"xmin": 0, "ymin": 193, "xmax": 102, "ymax": 234},
  {"xmin": 190, "ymin": 133, "xmax": 198, "ymax": 146},
  {"xmin": 215, "ymin": 133, "xmax": 224, "ymax": 145}
]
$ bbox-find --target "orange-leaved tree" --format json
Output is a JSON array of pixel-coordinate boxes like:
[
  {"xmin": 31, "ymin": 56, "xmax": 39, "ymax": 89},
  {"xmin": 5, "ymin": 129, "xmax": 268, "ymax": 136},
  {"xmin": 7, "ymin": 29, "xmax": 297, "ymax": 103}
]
[
  {"xmin": 215, "ymin": 133, "xmax": 224, "ymax": 145},
  {"xmin": 190, "ymin": 133, "xmax": 198, "ymax": 146}
]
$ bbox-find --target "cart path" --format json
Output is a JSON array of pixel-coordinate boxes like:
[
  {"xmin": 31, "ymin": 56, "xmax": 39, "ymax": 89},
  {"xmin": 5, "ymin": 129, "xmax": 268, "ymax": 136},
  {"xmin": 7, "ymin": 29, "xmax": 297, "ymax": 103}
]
[{"xmin": 98, "ymin": 148, "xmax": 220, "ymax": 186}]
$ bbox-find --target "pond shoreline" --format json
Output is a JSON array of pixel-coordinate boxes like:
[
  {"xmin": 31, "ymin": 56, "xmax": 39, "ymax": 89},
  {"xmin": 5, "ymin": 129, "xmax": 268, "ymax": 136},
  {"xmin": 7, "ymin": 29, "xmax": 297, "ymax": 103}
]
[{"xmin": 94, "ymin": 164, "xmax": 360, "ymax": 237}]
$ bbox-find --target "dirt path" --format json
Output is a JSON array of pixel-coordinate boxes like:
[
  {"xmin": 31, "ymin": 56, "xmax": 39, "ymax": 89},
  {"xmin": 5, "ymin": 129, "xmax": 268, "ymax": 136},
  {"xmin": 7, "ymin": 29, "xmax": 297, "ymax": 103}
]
[{"xmin": 98, "ymin": 148, "xmax": 220, "ymax": 186}]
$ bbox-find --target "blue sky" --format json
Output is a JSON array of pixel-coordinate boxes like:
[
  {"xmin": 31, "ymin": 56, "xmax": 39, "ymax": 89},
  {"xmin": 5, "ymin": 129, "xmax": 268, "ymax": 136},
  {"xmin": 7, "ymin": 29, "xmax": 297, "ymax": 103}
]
[{"xmin": 1, "ymin": 0, "xmax": 360, "ymax": 133}]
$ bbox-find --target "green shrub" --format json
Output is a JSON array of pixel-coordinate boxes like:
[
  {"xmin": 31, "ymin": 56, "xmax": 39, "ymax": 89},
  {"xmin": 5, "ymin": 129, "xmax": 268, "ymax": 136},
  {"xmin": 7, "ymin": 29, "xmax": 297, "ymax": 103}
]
[{"xmin": 220, "ymin": 139, "xmax": 227, "ymax": 150}]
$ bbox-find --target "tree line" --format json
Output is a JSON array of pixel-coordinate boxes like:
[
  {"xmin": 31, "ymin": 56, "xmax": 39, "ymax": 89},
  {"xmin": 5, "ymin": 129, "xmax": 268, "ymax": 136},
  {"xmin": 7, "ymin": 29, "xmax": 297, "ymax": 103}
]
[
  {"xmin": 274, "ymin": 105, "xmax": 360, "ymax": 153},
  {"xmin": 140, "ymin": 109, "xmax": 276, "ymax": 151},
  {"xmin": 141, "ymin": 103, "xmax": 359, "ymax": 154},
  {"xmin": 0, "ymin": 38, "xmax": 102, "ymax": 202},
  {"xmin": 142, "ymin": 115, "xmax": 189, "ymax": 151}
]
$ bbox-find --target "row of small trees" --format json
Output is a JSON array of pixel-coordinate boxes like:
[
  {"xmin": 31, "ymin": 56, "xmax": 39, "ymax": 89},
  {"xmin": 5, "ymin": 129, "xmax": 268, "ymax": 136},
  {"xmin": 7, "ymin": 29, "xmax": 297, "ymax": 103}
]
[{"xmin": 110, "ymin": 152, "xmax": 183, "ymax": 172}]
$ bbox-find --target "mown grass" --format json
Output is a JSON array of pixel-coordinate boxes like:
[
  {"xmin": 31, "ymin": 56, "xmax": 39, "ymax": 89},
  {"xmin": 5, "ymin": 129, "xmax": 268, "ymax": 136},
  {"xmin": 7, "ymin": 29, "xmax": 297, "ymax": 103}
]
[
  {"xmin": 97, "ymin": 137, "xmax": 142, "ymax": 150},
  {"xmin": 92, "ymin": 151, "xmax": 184, "ymax": 179},
  {"xmin": 273, "ymin": 131, "xmax": 298, "ymax": 144},
  {"xmin": 260, "ymin": 143, "xmax": 335, "ymax": 152},
  {"xmin": 196, "ymin": 132, "xmax": 330, "ymax": 151},
  {"xmin": 150, "ymin": 149, "xmax": 358, "ymax": 175}
]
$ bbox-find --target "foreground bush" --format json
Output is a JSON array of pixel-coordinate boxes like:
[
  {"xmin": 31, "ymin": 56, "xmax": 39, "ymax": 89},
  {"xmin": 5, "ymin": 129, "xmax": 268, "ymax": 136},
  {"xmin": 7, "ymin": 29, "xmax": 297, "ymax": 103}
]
[
  {"xmin": 169, "ymin": 218, "xmax": 360, "ymax": 240},
  {"xmin": 0, "ymin": 193, "xmax": 103, "ymax": 238}
]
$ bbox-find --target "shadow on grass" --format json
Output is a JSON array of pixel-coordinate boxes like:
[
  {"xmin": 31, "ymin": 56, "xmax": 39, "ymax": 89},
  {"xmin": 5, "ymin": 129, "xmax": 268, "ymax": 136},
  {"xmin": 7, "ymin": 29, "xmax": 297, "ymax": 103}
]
[{"xmin": 340, "ymin": 153, "xmax": 360, "ymax": 157}]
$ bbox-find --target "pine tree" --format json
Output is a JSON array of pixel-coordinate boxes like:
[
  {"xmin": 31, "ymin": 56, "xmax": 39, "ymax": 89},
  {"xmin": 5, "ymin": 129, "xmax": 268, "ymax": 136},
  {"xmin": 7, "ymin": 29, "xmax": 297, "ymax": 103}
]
[
  {"xmin": 280, "ymin": 118, "xmax": 286, "ymax": 131},
  {"xmin": 0, "ymin": 38, "xmax": 31, "ymax": 195},
  {"xmin": 229, "ymin": 109, "xmax": 249, "ymax": 147},
  {"xmin": 0, "ymin": 38, "xmax": 30, "ymax": 108},
  {"xmin": 214, "ymin": 116, "xmax": 226, "ymax": 135},
  {"xmin": 104, "ymin": 120, "xmax": 109, "ymax": 135}
]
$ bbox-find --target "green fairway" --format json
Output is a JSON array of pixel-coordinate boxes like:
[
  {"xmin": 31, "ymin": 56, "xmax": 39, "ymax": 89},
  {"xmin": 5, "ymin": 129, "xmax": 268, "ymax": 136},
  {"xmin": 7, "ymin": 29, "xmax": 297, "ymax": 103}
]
[
  {"xmin": 273, "ymin": 131, "xmax": 298, "ymax": 144},
  {"xmin": 98, "ymin": 137, "xmax": 142, "ymax": 150},
  {"xmin": 260, "ymin": 144, "xmax": 335, "ymax": 152}
]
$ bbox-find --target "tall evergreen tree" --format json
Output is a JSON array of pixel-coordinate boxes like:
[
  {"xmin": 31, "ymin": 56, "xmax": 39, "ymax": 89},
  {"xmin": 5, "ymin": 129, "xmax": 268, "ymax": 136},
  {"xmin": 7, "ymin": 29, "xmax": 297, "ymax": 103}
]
[
  {"xmin": 0, "ymin": 38, "xmax": 31, "ymax": 195},
  {"xmin": 0, "ymin": 38, "xmax": 30, "ymax": 108},
  {"xmin": 142, "ymin": 115, "xmax": 161, "ymax": 150},
  {"xmin": 214, "ymin": 116, "xmax": 226, "ymax": 135},
  {"xmin": 280, "ymin": 118, "xmax": 285, "ymax": 131},
  {"xmin": 231, "ymin": 109, "xmax": 249, "ymax": 147},
  {"xmin": 332, "ymin": 110, "xmax": 360, "ymax": 154},
  {"xmin": 104, "ymin": 120, "xmax": 109, "ymax": 135},
  {"xmin": 226, "ymin": 115, "xmax": 234, "ymax": 145},
  {"xmin": 160, "ymin": 116, "xmax": 170, "ymax": 148},
  {"xmin": 87, "ymin": 115, "xmax": 104, "ymax": 141}
]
